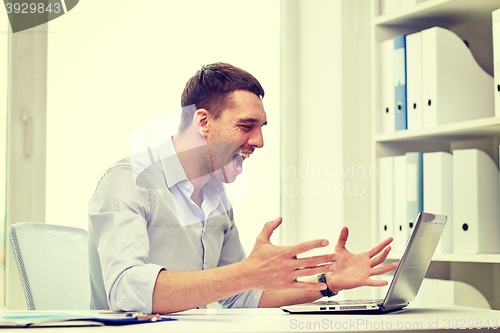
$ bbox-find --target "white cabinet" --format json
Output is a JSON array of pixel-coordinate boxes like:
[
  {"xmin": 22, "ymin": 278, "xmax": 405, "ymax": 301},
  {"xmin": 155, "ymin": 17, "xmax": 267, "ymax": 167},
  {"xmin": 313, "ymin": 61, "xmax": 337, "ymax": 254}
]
[{"xmin": 370, "ymin": 0, "xmax": 500, "ymax": 309}]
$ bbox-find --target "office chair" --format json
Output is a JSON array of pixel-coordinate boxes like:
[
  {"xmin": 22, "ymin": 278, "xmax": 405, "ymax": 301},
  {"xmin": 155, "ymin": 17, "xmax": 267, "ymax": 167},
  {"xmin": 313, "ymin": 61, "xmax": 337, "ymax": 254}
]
[{"xmin": 9, "ymin": 222, "xmax": 91, "ymax": 310}]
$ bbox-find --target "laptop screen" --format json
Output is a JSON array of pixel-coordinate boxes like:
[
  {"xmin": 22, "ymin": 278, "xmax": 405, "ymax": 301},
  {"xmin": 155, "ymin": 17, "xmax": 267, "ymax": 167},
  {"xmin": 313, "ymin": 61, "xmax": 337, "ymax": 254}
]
[{"xmin": 383, "ymin": 212, "xmax": 447, "ymax": 310}]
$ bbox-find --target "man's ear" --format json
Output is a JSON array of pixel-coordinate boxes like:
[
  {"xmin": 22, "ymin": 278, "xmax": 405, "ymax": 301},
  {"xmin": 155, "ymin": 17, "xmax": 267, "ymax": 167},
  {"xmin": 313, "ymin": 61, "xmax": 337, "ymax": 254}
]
[{"xmin": 194, "ymin": 109, "xmax": 210, "ymax": 138}]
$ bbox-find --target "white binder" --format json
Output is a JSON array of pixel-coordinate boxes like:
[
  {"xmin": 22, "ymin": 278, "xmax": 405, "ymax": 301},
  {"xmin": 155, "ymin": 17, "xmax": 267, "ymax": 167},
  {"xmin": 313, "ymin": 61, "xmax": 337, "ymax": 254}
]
[
  {"xmin": 421, "ymin": 27, "xmax": 494, "ymax": 128},
  {"xmin": 381, "ymin": 39, "xmax": 395, "ymax": 134},
  {"xmin": 412, "ymin": 279, "xmax": 489, "ymax": 308},
  {"xmin": 453, "ymin": 149, "xmax": 500, "ymax": 254},
  {"xmin": 381, "ymin": 0, "xmax": 400, "ymax": 15},
  {"xmin": 493, "ymin": 9, "xmax": 500, "ymax": 117},
  {"xmin": 400, "ymin": 0, "xmax": 415, "ymax": 9},
  {"xmin": 393, "ymin": 155, "xmax": 407, "ymax": 252},
  {"xmin": 400, "ymin": 0, "xmax": 428, "ymax": 10},
  {"xmin": 406, "ymin": 31, "xmax": 423, "ymax": 130},
  {"xmin": 406, "ymin": 152, "xmax": 423, "ymax": 238},
  {"xmin": 423, "ymin": 152, "xmax": 453, "ymax": 253},
  {"xmin": 378, "ymin": 156, "xmax": 394, "ymax": 242}
]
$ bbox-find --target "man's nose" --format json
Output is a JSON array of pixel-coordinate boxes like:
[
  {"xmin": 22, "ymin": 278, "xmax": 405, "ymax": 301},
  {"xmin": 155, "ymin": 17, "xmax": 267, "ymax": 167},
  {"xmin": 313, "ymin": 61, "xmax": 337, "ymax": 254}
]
[{"xmin": 249, "ymin": 128, "xmax": 264, "ymax": 148}]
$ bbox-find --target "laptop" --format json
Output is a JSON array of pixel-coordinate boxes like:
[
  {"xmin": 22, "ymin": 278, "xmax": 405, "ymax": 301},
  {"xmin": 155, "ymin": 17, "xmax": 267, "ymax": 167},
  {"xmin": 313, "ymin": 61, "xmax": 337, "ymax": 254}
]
[{"xmin": 281, "ymin": 212, "xmax": 447, "ymax": 314}]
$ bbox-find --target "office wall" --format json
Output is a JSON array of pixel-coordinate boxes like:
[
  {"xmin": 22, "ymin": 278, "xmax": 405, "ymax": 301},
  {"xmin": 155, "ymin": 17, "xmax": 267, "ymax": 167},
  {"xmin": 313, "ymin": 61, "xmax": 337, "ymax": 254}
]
[
  {"xmin": 280, "ymin": 0, "xmax": 375, "ymax": 299},
  {"xmin": 292, "ymin": 0, "xmax": 344, "ymax": 248},
  {"xmin": 45, "ymin": 0, "xmax": 280, "ymax": 255},
  {"xmin": 339, "ymin": 0, "xmax": 373, "ymax": 254},
  {"xmin": 281, "ymin": 0, "xmax": 372, "ymax": 252},
  {"xmin": 280, "ymin": 0, "xmax": 344, "ymax": 251}
]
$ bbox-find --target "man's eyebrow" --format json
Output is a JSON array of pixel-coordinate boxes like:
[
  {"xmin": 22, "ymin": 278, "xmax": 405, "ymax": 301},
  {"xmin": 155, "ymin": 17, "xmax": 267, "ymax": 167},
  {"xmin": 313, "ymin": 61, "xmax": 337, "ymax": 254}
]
[{"xmin": 238, "ymin": 118, "xmax": 268, "ymax": 126}]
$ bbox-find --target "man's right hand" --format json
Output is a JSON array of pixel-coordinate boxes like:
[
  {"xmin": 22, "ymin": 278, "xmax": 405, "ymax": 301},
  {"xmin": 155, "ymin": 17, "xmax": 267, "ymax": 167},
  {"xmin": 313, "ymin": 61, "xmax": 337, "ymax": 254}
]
[{"xmin": 241, "ymin": 217, "xmax": 337, "ymax": 292}]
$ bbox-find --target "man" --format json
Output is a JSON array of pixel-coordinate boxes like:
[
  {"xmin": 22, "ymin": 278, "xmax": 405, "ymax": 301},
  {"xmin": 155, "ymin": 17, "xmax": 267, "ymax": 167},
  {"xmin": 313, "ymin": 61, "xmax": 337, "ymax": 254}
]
[{"xmin": 88, "ymin": 63, "xmax": 397, "ymax": 314}]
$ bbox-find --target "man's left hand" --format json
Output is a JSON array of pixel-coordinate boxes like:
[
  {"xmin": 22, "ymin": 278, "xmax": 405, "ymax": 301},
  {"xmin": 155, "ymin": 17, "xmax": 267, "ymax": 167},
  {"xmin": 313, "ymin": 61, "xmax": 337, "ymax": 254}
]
[{"xmin": 325, "ymin": 227, "xmax": 398, "ymax": 293}]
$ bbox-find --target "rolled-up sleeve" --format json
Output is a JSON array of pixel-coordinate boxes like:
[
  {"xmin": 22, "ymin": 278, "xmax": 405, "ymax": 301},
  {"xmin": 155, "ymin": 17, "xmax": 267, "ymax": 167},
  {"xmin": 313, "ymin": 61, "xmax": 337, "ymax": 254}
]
[
  {"xmin": 220, "ymin": 289, "xmax": 264, "ymax": 308},
  {"xmin": 89, "ymin": 165, "xmax": 164, "ymax": 313}
]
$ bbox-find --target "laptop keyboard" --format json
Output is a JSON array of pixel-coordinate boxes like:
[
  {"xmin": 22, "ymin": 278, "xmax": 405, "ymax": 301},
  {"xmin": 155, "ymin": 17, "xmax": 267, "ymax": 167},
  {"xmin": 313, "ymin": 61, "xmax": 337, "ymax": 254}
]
[{"xmin": 316, "ymin": 299, "xmax": 384, "ymax": 305}]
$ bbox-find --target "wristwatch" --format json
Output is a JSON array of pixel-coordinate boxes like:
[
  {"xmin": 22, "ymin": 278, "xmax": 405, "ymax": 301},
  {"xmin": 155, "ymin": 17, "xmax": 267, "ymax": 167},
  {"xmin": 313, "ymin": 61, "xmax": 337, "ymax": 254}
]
[{"xmin": 318, "ymin": 273, "xmax": 338, "ymax": 297}]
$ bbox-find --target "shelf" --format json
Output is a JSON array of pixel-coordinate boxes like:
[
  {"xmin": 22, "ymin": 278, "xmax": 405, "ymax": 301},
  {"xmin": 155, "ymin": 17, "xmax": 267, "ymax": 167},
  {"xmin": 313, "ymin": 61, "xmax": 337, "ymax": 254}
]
[
  {"xmin": 374, "ymin": 0, "xmax": 500, "ymax": 26},
  {"xmin": 375, "ymin": 116, "xmax": 500, "ymax": 143},
  {"xmin": 371, "ymin": 0, "xmax": 500, "ymax": 309},
  {"xmin": 387, "ymin": 252, "xmax": 500, "ymax": 263}
]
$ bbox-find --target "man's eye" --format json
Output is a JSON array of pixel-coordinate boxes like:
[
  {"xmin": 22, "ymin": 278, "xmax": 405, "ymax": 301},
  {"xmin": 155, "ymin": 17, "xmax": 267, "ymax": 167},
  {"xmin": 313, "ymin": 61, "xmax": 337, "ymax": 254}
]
[{"xmin": 240, "ymin": 125, "xmax": 252, "ymax": 131}]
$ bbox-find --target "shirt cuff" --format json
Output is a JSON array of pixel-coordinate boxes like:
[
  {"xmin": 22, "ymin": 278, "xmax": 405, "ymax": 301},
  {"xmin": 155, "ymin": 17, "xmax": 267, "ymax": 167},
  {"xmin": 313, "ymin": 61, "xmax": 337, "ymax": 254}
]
[{"xmin": 219, "ymin": 289, "xmax": 264, "ymax": 309}]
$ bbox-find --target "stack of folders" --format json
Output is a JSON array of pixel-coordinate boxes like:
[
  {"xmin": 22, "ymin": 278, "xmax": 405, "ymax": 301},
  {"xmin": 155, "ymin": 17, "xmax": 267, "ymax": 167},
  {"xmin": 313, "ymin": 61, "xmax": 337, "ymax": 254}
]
[
  {"xmin": 380, "ymin": 0, "xmax": 429, "ymax": 16},
  {"xmin": 378, "ymin": 148, "xmax": 500, "ymax": 254},
  {"xmin": 380, "ymin": 27, "xmax": 494, "ymax": 134}
]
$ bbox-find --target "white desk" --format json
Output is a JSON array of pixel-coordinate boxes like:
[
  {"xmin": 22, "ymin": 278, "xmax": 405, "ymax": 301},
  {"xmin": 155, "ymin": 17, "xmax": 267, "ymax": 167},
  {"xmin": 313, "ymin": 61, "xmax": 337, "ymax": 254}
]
[{"xmin": 2, "ymin": 306, "xmax": 500, "ymax": 332}]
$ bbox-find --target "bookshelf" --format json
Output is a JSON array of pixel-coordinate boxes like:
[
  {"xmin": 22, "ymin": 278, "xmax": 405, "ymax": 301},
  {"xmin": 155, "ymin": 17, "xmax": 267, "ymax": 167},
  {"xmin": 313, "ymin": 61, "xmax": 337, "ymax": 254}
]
[
  {"xmin": 371, "ymin": 0, "xmax": 500, "ymax": 309},
  {"xmin": 374, "ymin": 0, "xmax": 500, "ymax": 26},
  {"xmin": 376, "ymin": 117, "xmax": 500, "ymax": 143}
]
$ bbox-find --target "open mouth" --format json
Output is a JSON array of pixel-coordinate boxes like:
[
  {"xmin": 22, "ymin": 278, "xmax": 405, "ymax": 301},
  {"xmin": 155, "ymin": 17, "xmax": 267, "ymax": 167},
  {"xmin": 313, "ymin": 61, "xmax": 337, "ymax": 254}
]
[{"xmin": 232, "ymin": 152, "xmax": 250, "ymax": 172}]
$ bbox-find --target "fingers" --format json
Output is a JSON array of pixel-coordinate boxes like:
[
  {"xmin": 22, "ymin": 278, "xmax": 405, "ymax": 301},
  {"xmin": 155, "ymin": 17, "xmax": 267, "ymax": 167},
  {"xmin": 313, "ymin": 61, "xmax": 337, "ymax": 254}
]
[
  {"xmin": 297, "ymin": 253, "xmax": 338, "ymax": 268},
  {"xmin": 367, "ymin": 237, "xmax": 393, "ymax": 258},
  {"xmin": 370, "ymin": 262, "xmax": 399, "ymax": 276},
  {"xmin": 289, "ymin": 281, "xmax": 329, "ymax": 291},
  {"xmin": 334, "ymin": 227, "xmax": 349, "ymax": 252},
  {"xmin": 258, "ymin": 217, "xmax": 282, "ymax": 241},
  {"xmin": 290, "ymin": 253, "xmax": 338, "ymax": 278},
  {"xmin": 370, "ymin": 246, "xmax": 391, "ymax": 267},
  {"xmin": 365, "ymin": 279, "xmax": 389, "ymax": 287},
  {"xmin": 293, "ymin": 264, "xmax": 334, "ymax": 279},
  {"xmin": 289, "ymin": 238, "xmax": 329, "ymax": 256}
]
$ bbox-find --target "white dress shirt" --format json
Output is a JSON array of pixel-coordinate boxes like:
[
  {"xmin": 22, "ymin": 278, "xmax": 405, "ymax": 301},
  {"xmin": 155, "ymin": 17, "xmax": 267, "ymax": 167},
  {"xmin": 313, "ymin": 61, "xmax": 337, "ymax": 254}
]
[{"xmin": 88, "ymin": 137, "xmax": 263, "ymax": 313}]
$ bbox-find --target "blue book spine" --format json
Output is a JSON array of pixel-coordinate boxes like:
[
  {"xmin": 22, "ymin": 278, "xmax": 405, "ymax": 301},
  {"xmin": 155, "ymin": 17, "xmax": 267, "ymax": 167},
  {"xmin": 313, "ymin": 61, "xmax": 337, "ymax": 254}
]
[
  {"xmin": 394, "ymin": 35, "xmax": 407, "ymax": 131},
  {"xmin": 406, "ymin": 152, "xmax": 423, "ymax": 235}
]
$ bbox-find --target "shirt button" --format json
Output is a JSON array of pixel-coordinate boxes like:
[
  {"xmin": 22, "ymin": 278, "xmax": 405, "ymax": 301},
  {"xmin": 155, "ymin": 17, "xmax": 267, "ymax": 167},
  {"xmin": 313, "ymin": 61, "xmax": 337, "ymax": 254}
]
[{"xmin": 186, "ymin": 184, "xmax": 191, "ymax": 189}]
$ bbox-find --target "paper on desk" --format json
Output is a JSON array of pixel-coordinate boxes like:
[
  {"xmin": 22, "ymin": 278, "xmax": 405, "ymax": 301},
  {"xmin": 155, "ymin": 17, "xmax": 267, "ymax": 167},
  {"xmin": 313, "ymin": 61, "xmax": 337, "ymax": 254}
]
[
  {"xmin": 0, "ymin": 311, "xmax": 176, "ymax": 327},
  {"xmin": 0, "ymin": 311, "xmax": 99, "ymax": 327},
  {"xmin": 164, "ymin": 314, "xmax": 251, "ymax": 321}
]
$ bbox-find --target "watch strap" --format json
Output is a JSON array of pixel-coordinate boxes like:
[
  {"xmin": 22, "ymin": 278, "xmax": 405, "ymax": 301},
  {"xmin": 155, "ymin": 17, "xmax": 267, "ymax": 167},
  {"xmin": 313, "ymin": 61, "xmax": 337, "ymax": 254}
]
[{"xmin": 318, "ymin": 273, "xmax": 338, "ymax": 297}]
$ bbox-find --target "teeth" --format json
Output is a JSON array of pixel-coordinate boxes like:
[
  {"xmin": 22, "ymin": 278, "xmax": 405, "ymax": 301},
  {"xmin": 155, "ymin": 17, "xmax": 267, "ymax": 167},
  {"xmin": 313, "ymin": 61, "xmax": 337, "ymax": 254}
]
[{"xmin": 240, "ymin": 153, "xmax": 250, "ymax": 159}]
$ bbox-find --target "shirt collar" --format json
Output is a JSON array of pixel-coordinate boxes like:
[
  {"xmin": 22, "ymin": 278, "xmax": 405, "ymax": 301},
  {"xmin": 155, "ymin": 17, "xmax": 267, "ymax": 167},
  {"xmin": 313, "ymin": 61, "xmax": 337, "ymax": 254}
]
[{"xmin": 158, "ymin": 137, "xmax": 224, "ymax": 196}]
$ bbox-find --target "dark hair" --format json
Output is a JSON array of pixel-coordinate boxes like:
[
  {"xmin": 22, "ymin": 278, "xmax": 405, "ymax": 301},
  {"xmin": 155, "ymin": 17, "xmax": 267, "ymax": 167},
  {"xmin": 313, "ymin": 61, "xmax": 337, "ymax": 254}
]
[{"xmin": 179, "ymin": 63, "xmax": 265, "ymax": 133}]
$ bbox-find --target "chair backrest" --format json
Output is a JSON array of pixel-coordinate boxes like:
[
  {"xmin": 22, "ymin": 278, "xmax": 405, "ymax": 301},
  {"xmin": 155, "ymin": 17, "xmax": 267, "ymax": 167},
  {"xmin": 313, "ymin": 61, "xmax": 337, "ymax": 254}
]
[{"xmin": 9, "ymin": 222, "xmax": 90, "ymax": 310}]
